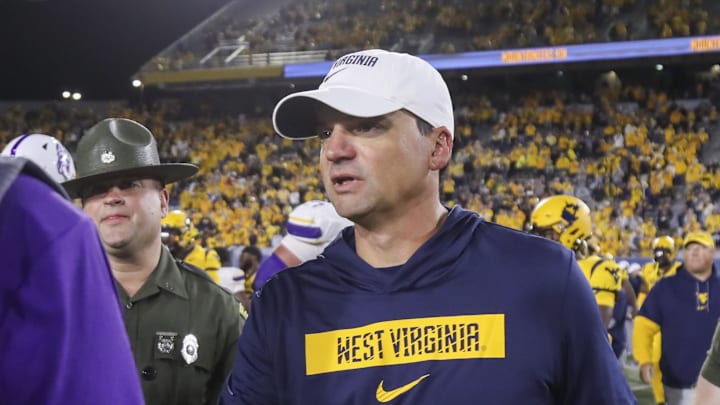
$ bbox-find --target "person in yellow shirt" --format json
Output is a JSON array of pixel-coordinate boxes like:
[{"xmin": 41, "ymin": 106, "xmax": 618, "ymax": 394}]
[
  {"xmin": 637, "ymin": 235, "xmax": 682, "ymax": 405},
  {"xmin": 238, "ymin": 245, "xmax": 263, "ymax": 311},
  {"xmin": 640, "ymin": 236, "xmax": 683, "ymax": 303},
  {"xmin": 555, "ymin": 153, "xmax": 571, "ymax": 172},
  {"xmin": 530, "ymin": 195, "xmax": 623, "ymax": 328},
  {"xmin": 706, "ymin": 209, "xmax": 720, "ymax": 235},
  {"xmin": 161, "ymin": 210, "xmax": 222, "ymax": 283}
]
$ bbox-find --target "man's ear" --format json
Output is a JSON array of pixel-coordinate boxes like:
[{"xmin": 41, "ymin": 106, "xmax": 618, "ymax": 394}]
[
  {"xmin": 160, "ymin": 187, "xmax": 169, "ymax": 217},
  {"xmin": 429, "ymin": 127, "xmax": 453, "ymax": 171}
]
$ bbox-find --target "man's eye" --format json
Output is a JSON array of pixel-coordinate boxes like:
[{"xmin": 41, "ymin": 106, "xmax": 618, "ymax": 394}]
[
  {"xmin": 119, "ymin": 180, "xmax": 142, "ymax": 190},
  {"xmin": 318, "ymin": 130, "xmax": 332, "ymax": 140},
  {"xmin": 83, "ymin": 185, "xmax": 107, "ymax": 198},
  {"xmin": 353, "ymin": 124, "xmax": 378, "ymax": 133}
]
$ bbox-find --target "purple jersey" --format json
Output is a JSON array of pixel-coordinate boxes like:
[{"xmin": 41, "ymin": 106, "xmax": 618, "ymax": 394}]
[{"xmin": 0, "ymin": 173, "xmax": 144, "ymax": 404}]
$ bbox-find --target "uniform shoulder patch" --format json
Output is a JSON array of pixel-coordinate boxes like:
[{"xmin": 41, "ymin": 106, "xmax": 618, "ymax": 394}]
[
  {"xmin": 177, "ymin": 259, "xmax": 236, "ymax": 299},
  {"xmin": 176, "ymin": 259, "xmax": 213, "ymax": 282},
  {"xmin": 238, "ymin": 302, "xmax": 248, "ymax": 320}
]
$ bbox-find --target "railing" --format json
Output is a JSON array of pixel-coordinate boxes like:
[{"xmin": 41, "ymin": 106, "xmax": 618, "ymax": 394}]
[{"xmin": 199, "ymin": 48, "xmax": 331, "ymax": 68}]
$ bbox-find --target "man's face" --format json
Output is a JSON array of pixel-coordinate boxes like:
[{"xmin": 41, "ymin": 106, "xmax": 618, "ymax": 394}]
[
  {"xmin": 82, "ymin": 177, "xmax": 168, "ymax": 257},
  {"xmin": 654, "ymin": 248, "xmax": 672, "ymax": 266},
  {"xmin": 318, "ymin": 108, "xmax": 442, "ymax": 225},
  {"xmin": 161, "ymin": 227, "xmax": 183, "ymax": 250},
  {"xmin": 240, "ymin": 252, "xmax": 258, "ymax": 271},
  {"xmin": 530, "ymin": 226, "xmax": 560, "ymax": 243},
  {"xmin": 684, "ymin": 243, "xmax": 715, "ymax": 275}
]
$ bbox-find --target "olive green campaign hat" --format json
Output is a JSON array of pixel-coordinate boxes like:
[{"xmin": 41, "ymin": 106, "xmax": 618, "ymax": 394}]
[{"xmin": 62, "ymin": 118, "xmax": 198, "ymax": 198}]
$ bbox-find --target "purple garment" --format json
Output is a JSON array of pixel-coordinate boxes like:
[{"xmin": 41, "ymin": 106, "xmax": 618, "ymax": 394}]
[
  {"xmin": 0, "ymin": 174, "xmax": 144, "ymax": 404},
  {"xmin": 254, "ymin": 252, "xmax": 288, "ymax": 291}
]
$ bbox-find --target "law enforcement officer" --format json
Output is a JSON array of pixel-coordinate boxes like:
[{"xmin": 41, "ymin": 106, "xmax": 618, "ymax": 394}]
[{"xmin": 63, "ymin": 118, "xmax": 243, "ymax": 405}]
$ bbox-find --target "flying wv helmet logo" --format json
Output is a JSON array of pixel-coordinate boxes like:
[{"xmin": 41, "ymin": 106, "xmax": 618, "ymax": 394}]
[{"xmin": 561, "ymin": 202, "xmax": 580, "ymax": 224}]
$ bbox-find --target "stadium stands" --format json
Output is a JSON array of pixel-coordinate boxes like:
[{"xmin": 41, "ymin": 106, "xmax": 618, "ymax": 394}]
[{"xmin": 137, "ymin": 0, "xmax": 720, "ymax": 73}]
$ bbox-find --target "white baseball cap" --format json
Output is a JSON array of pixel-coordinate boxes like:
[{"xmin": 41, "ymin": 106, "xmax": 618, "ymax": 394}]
[{"xmin": 272, "ymin": 49, "xmax": 454, "ymax": 140}]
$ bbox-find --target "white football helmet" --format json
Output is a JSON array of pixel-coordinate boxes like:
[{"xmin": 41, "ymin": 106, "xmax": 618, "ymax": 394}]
[{"xmin": 1, "ymin": 134, "xmax": 76, "ymax": 183}]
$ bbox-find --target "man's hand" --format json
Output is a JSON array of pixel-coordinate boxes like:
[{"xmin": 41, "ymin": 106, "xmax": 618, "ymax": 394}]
[
  {"xmin": 629, "ymin": 305, "xmax": 638, "ymax": 318},
  {"xmin": 640, "ymin": 363, "xmax": 654, "ymax": 384}
]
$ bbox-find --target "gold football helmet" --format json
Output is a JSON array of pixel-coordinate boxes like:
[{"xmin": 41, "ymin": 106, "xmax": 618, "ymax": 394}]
[
  {"xmin": 530, "ymin": 195, "xmax": 592, "ymax": 253},
  {"xmin": 651, "ymin": 235, "xmax": 676, "ymax": 263},
  {"xmin": 161, "ymin": 210, "xmax": 198, "ymax": 248}
]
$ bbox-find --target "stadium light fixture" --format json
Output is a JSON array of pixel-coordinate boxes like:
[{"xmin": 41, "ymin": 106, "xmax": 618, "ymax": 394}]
[
  {"xmin": 132, "ymin": 79, "xmax": 142, "ymax": 88},
  {"xmin": 62, "ymin": 91, "xmax": 71, "ymax": 99},
  {"xmin": 71, "ymin": 92, "xmax": 82, "ymax": 101},
  {"xmin": 655, "ymin": 64, "xmax": 664, "ymax": 71}
]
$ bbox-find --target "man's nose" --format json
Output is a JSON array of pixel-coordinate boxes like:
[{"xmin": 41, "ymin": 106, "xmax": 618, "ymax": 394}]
[{"xmin": 323, "ymin": 125, "xmax": 355, "ymax": 162}]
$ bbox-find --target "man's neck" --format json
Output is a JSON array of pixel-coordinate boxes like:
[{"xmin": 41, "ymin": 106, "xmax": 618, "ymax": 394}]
[
  {"xmin": 689, "ymin": 268, "xmax": 713, "ymax": 283},
  {"xmin": 109, "ymin": 240, "xmax": 162, "ymax": 298},
  {"xmin": 355, "ymin": 201, "xmax": 448, "ymax": 268},
  {"xmin": 659, "ymin": 261, "xmax": 674, "ymax": 272}
]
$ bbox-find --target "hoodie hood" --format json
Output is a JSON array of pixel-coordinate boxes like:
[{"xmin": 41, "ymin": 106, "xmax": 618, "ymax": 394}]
[{"xmin": 317, "ymin": 206, "xmax": 483, "ymax": 293}]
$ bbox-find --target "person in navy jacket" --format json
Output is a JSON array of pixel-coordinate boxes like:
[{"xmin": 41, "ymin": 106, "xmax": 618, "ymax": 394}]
[
  {"xmin": 633, "ymin": 231, "xmax": 720, "ymax": 405},
  {"xmin": 222, "ymin": 49, "xmax": 635, "ymax": 404}
]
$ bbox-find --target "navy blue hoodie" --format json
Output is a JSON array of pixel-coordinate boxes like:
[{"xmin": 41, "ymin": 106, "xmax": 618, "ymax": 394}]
[
  {"xmin": 223, "ymin": 207, "xmax": 635, "ymax": 404},
  {"xmin": 639, "ymin": 264, "xmax": 720, "ymax": 388}
]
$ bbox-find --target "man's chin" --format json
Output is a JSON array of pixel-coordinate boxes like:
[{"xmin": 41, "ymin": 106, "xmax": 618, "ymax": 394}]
[
  {"xmin": 102, "ymin": 239, "xmax": 132, "ymax": 256},
  {"xmin": 330, "ymin": 199, "xmax": 366, "ymax": 220}
]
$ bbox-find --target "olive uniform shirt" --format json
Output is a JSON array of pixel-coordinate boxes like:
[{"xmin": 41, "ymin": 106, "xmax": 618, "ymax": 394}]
[
  {"xmin": 117, "ymin": 246, "xmax": 244, "ymax": 405},
  {"xmin": 701, "ymin": 319, "xmax": 720, "ymax": 385}
]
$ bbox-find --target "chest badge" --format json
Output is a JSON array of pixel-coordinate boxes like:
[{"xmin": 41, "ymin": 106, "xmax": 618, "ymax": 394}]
[
  {"xmin": 181, "ymin": 334, "xmax": 199, "ymax": 364},
  {"xmin": 156, "ymin": 331, "xmax": 177, "ymax": 354}
]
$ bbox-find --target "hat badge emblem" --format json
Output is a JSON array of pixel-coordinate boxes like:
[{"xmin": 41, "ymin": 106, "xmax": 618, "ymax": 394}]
[{"xmin": 101, "ymin": 150, "xmax": 115, "ymax": 164}]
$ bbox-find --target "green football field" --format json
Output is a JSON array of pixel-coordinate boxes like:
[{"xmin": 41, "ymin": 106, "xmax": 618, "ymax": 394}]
[{"xmin": 624, "ymin": 364, "xmax": 655, "ymax": 404}]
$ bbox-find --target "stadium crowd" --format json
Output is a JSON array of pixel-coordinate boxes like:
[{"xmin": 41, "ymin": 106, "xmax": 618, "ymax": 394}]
[{"xmin": 1, "ymin": 74, "xmax": 719, "ymax": 263}]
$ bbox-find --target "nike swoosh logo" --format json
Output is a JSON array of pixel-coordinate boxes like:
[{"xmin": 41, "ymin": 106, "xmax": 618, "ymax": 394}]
[
  {"xmin": 322, "ymin": 67, "xmax": 348, "ymax": 84},
  {"xmin": 376, "ymin": 373, "xmax": 430, "ymax": 403}
]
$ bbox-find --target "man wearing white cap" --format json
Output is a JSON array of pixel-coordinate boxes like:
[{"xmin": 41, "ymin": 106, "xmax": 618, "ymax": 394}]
[{"xmin": 222, "ymin": 49, "xmax": 634, "ymax": 404}]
